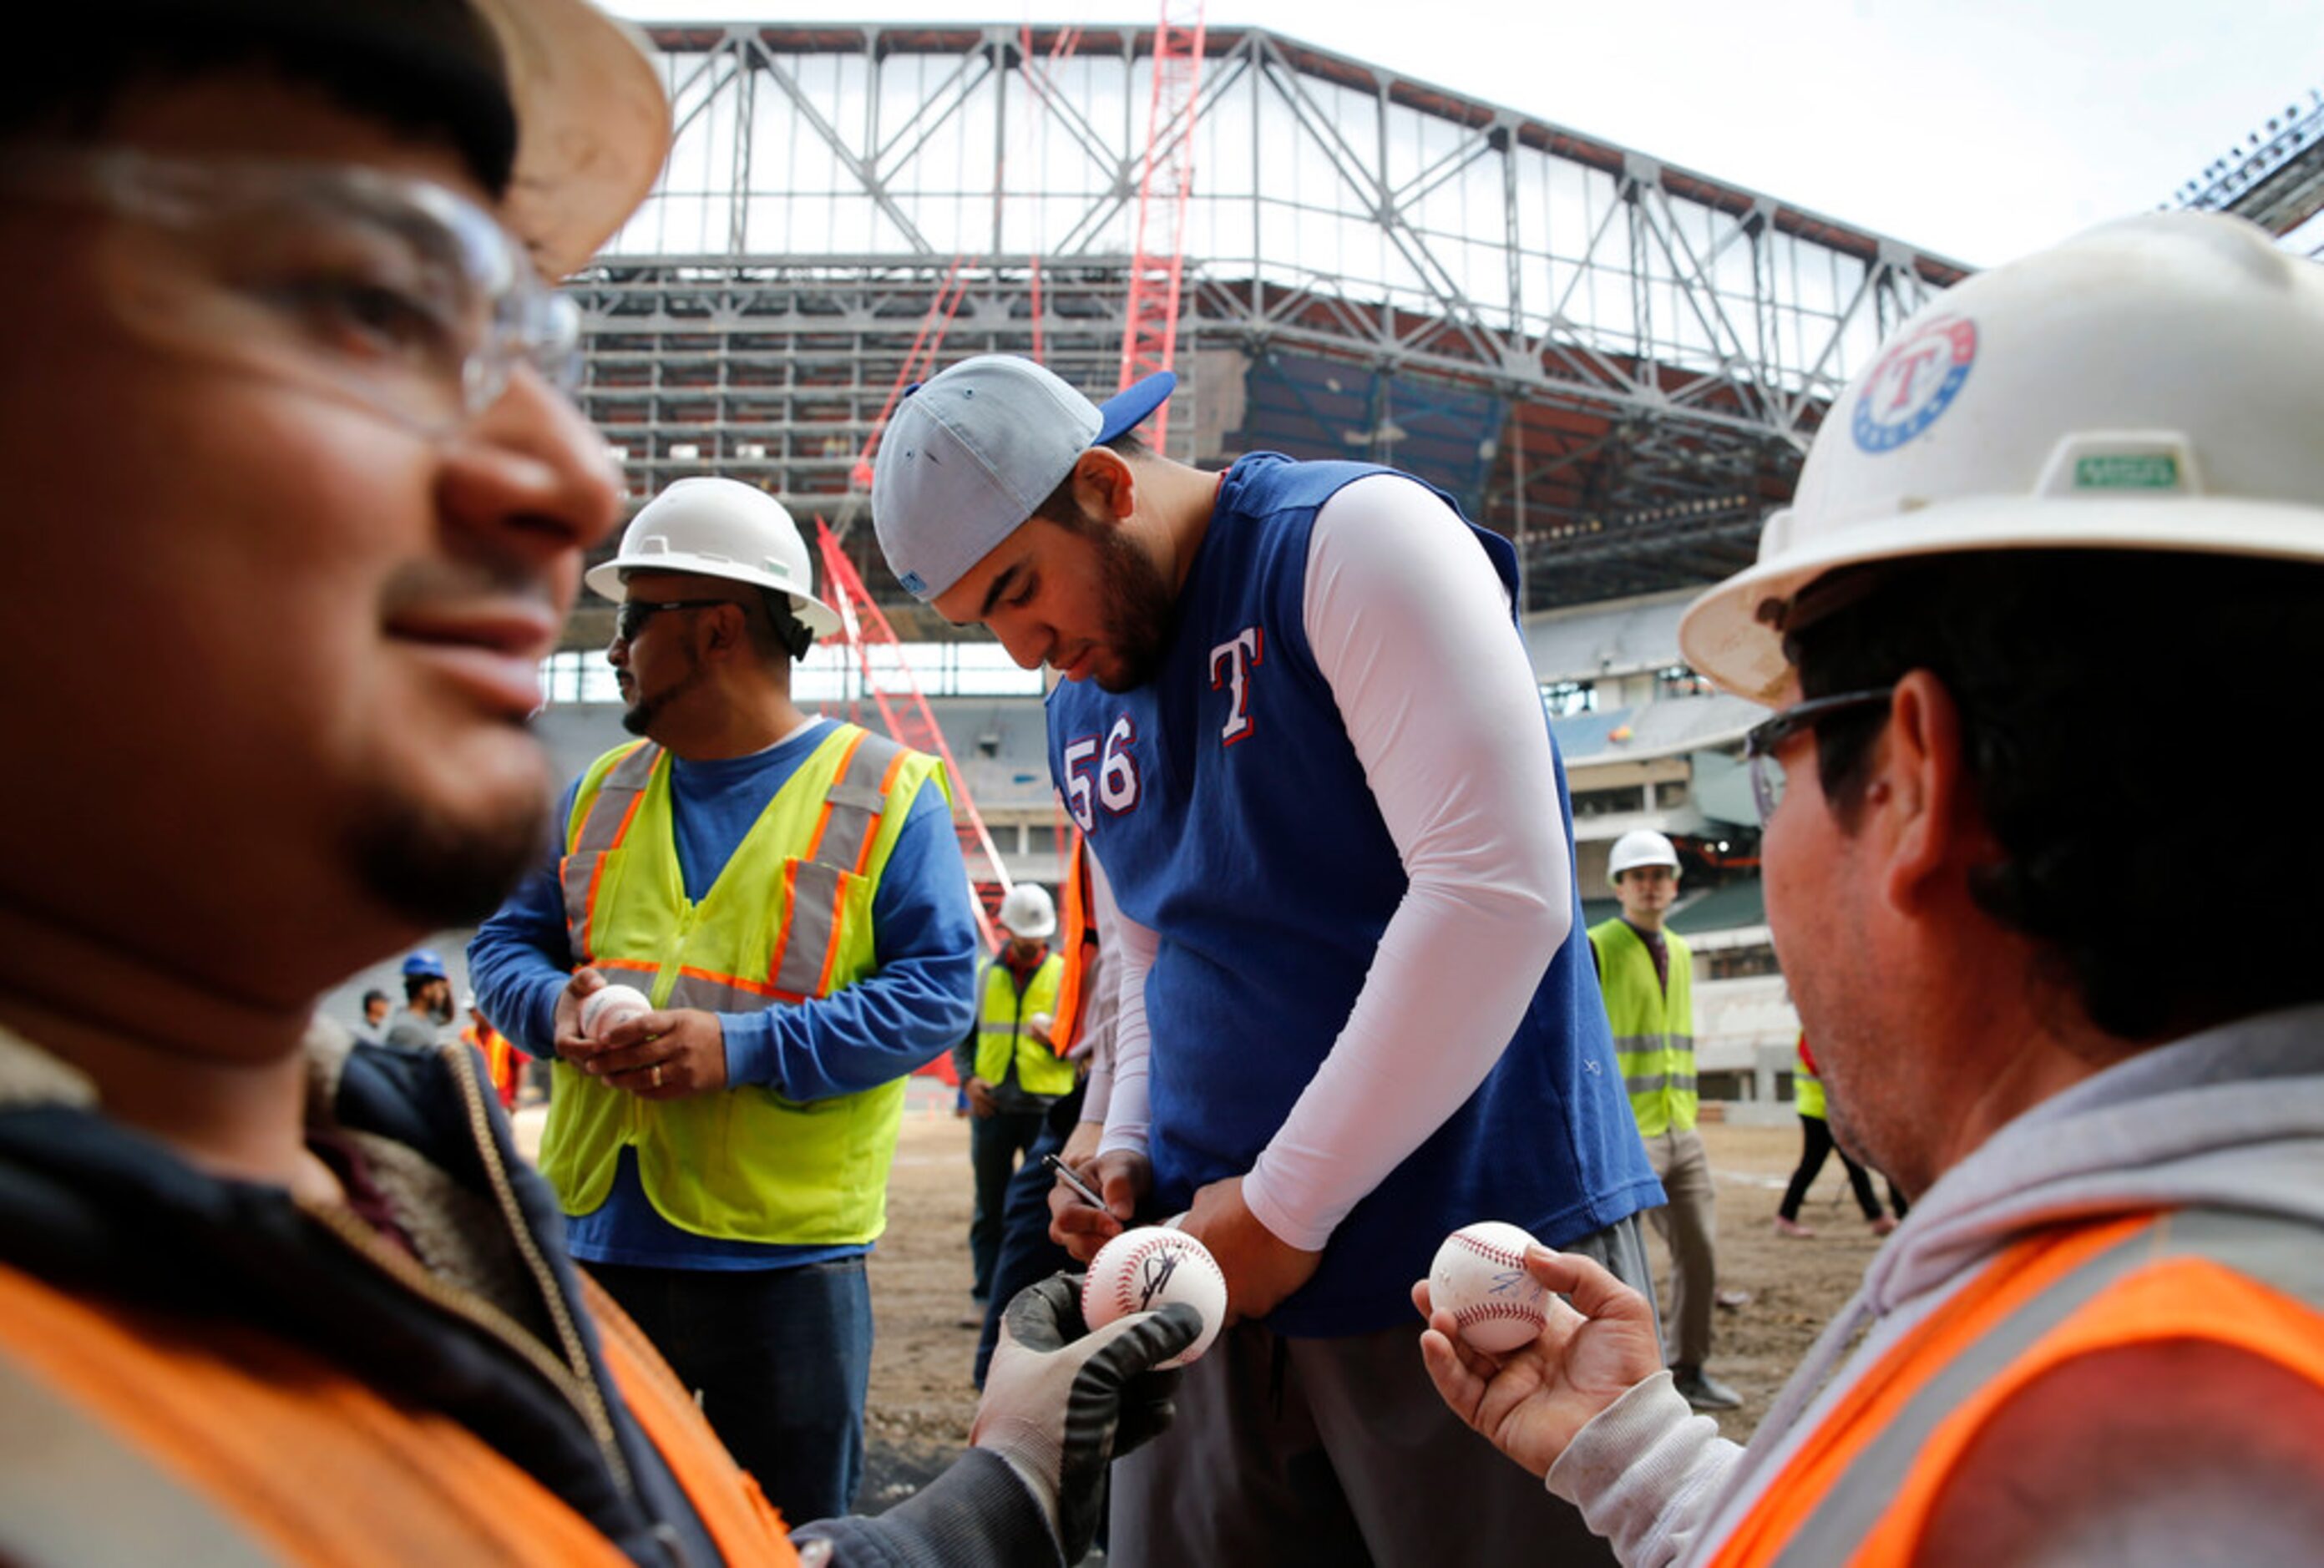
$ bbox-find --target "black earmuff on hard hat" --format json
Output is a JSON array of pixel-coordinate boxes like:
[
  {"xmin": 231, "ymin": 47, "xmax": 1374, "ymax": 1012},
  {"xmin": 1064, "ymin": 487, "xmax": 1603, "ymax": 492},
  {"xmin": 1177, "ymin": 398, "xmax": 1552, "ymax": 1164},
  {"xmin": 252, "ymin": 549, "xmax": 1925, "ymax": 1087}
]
[{"xmin": 763, "ymin": 591, "xmax": 817, "ymax": 662}]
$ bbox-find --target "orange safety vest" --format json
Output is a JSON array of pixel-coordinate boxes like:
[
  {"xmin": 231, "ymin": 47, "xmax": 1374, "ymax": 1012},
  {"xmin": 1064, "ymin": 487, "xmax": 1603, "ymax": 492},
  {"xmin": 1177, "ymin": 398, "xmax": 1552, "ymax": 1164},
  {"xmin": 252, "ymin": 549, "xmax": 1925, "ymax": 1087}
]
[
  {"xmin": 1048, "ymin": 832, "xmax": 1095, "ymax": 1054},
  {"xmin": 461, "ymin": 1019, "xmax": 519, "ymax": 1110},
  {"xmin": 1707, "ymin": 1207, "xmax": 2324, "ymax": 1565},
  {"xmin": 0, "ymin": 1261, "xmax": 799, "ymax": 1565}
]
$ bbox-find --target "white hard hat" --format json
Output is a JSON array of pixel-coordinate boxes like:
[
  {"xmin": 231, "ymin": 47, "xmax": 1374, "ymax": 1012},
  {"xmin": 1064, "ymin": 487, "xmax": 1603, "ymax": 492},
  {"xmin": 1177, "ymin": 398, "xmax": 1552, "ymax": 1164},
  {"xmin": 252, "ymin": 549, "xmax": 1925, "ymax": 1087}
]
[
  {"xmin": 997, "ymin": 883, "xmax": 1057, "ymax": 939},
  {"xmin": 585, "ymin": 478, "xmax": 841, "ymax": 636},
  {"xmin": 1679, "ymin": 213, "xmax": 2324, "ymax": 705},
  {"xmin": 1608, "ymin": 830, "xmax": 1680, "ymax": 885}
]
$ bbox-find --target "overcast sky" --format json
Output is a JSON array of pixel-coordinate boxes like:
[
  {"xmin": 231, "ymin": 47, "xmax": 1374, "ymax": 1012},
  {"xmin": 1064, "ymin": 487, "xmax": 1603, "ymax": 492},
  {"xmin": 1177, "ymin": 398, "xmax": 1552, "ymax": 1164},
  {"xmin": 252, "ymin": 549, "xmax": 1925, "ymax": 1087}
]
[{"xmin": 611, "ymin": 0, "xmax": 2321, "ymax": 267}]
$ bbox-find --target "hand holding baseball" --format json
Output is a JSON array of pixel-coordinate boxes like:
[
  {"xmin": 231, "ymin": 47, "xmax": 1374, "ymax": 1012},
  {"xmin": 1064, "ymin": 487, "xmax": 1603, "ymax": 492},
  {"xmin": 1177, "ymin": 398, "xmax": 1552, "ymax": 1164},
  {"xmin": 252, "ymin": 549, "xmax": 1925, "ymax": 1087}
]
[
  {"xmin": 580, "ymin": 1005, "xmax": 728, "ymax": 1100},
  {"xmin": 975, "ymin": 1274, "xmax": 1201, "ymax": 1564},
  {"xmin": 1081, "ymin": 1227, "xmax": 1228, "ymax": 1368},
  {"xmin": 551, "ymin": 969, "xmax": 611, "ymax": 1064},
  {"xmin": 1412, "ymin": 1238, "xmax": 1665, "ymax": 1479}
]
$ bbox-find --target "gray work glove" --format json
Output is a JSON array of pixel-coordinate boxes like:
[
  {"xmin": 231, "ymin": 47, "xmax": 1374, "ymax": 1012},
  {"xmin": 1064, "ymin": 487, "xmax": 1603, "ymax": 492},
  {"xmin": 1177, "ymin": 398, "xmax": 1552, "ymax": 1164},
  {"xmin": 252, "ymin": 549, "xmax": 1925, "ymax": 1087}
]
[{"xmin": 970, "ymin": 1272, "xmax": 1203, "ymax": 1563}]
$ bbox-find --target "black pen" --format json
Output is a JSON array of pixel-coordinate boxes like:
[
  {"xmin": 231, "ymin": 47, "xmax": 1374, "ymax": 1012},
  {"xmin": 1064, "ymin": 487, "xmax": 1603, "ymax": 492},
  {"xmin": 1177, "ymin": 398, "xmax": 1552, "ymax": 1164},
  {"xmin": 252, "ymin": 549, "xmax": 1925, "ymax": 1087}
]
[{"xmin": 1041, "ymin": 1151, "xmax": 1106, "ymax": 1209}]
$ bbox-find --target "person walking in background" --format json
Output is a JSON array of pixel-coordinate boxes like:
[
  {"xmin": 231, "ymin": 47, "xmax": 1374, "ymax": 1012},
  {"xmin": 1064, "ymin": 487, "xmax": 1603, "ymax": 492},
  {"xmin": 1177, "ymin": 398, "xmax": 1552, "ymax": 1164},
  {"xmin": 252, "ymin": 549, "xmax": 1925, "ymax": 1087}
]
[
  {"xmin": 1776, "ymin": 1033, "xmax": 1901, "ymax": 1237},
  {"xmin": 468, "ymin": 476, "xmax": 980, "ymax": 1524},
  {"xmin": 1589, "ymin": 829, "xmax": 1741, "ymax": 1412},
  {"xmin": 956, "ymin": 882, "xmax": 1074, "ymax": 1308},
  {"xmin": 382, "ymin": 948, "xmax": 455, "ymax": 1051}
]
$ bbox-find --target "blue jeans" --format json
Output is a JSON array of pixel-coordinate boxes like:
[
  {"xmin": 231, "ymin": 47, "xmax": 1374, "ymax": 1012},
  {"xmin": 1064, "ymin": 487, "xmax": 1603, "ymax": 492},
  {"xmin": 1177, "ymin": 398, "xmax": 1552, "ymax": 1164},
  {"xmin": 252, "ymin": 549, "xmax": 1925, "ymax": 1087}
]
[
  {"xmin": 590, "ymin": 1257, "xmax": 872, "ymax": 1523},
  {"xmin": 969, "ymin": 1106, "xmax": 1050, "ymax": 1298},
  {"xmin": 974, "ymin": 1116, "xmax": 1080, "ymax": 1387}
]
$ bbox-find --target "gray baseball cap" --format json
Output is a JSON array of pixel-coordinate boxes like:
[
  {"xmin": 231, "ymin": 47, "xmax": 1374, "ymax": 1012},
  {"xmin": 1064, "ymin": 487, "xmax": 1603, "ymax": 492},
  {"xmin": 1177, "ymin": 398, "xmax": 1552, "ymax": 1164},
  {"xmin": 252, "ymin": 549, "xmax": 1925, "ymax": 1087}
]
[{"xmin": 871, "ymin": 356, "xmax": 1176, "ymax": 601}]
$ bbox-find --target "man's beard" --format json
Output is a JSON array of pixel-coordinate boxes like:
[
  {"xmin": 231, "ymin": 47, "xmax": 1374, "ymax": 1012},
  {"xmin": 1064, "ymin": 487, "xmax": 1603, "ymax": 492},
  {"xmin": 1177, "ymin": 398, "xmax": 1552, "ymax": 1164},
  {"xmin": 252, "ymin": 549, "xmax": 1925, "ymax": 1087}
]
[
  {"xmin": 1090, "ymin": 519, "xmax": 1177, "ymax": 693},
  {"xmin": 345, "ymin": 777, "xmax": 552, "ymax": 929},
  {"xmin": 620, "ymin": 654, "xmax": 708, "ymax": 737}
]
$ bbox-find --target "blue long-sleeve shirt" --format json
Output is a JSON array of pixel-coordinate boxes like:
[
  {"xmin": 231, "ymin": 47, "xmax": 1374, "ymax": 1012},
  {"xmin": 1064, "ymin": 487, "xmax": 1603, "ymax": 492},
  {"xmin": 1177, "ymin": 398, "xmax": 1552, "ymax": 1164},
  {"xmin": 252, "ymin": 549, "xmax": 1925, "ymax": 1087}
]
[{"xmin": 469, "ymin": 718, "xmax": 980, "ymax": 1268}]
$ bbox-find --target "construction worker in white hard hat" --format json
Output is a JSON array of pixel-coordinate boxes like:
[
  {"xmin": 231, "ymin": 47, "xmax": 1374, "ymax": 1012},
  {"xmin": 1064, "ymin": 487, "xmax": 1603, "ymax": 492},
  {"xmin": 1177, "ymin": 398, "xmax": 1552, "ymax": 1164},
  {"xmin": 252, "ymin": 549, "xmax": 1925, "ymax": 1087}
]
[
  {"xmin": 1420, "ymin": 212, "xmax": 2324, "ymax": 1564},
  {"xmin": 1587, "ymin": 831, "xmax": 1741, "ymax": 1412},
  {"xmin": 954, "ymin": 883, "xmax": 1076, "ymax": 1313},
  {"xmin": 468, "ymin": 473, "xmax": 985, "ymax": 1524}
]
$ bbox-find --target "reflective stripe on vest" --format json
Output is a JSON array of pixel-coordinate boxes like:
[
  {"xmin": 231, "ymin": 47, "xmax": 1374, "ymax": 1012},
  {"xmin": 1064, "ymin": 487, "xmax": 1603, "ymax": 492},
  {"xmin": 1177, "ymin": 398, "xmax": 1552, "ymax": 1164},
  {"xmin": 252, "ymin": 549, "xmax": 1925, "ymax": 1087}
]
[
  {"xmin": 1589, "ymin": 918, "xmax": 1697, "ymax": 1136},
  {"xmin": 561, "ymin": 740, "xmax": 659, "ymax": 959},
  {"xmin": 973, "ymin": 953, "xmax": 1073, "ymax": 1097},
  {"xmin": 0, "ymin": 1332, "xmax": 278, "ymax": 1567},
  {"xmin": 544, "ymin": 725, "xmax": 945, "ymax": 1243},
  {"xmin": 1713, "ymin": 1208, "xmax": 2324, "ymax": 1567},
  {"xmin": 762, "ymin": 730, "xmax": 910, "ymax": 1004},
  {"xmin": 561, "ymin": 732, "xmax": 911, "ymax": 1010}
]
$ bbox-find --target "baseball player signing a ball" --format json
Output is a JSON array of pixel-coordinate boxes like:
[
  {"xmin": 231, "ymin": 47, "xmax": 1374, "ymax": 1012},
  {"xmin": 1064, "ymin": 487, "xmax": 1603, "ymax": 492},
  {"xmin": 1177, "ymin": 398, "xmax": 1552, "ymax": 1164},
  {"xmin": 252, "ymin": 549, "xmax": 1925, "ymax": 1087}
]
[{"xmin": 873, "ymin": 355, "xmax": 1662, "ymax": 1565}]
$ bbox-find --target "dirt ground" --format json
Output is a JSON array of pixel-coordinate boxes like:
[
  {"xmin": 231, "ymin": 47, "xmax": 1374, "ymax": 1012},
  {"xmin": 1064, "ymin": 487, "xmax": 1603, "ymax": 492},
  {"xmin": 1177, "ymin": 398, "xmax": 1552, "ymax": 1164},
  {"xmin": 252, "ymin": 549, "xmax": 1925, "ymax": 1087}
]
[{"xmin": 853, "ymin": 1085, "xmax": 1890, "ymax": 1514}]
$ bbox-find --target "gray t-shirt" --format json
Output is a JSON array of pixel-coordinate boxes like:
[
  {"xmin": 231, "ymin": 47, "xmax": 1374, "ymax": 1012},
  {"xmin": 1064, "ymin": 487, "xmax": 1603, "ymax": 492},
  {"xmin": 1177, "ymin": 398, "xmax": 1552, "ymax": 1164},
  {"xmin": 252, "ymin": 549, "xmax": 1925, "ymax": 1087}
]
[{"xmin": 382, "ymin": 1013, "xmax": 443, "ymax": 1053}]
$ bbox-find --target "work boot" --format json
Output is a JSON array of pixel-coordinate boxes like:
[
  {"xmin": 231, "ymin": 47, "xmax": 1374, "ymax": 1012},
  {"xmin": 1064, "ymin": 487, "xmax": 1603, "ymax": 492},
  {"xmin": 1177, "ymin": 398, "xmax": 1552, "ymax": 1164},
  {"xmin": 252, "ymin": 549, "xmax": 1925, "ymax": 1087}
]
[{"xmin": 1671, "ymin": 1366, "xmax": 1744, "ymax": 1411}]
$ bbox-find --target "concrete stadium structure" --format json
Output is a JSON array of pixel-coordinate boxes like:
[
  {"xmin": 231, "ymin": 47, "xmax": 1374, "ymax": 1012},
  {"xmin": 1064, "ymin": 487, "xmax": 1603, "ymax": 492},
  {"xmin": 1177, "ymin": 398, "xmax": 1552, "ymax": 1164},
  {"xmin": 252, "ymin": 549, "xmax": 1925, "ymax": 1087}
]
[
  {"xmin": 519, "ymin": 19, "xmax": 2005, "ymax": 1102},
  {"xmin": 561, "ymin": 20, "xmax": 1970, "ymax": 650}
]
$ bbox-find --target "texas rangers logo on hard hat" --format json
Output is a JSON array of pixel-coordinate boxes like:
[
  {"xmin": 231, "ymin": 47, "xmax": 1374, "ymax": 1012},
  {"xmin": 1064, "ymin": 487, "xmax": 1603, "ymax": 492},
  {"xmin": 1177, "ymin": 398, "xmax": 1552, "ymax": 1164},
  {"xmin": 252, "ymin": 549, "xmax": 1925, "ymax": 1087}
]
[{"xmin": 1851, "ymin": 315, "xmax": 1977, "ymax": 455}]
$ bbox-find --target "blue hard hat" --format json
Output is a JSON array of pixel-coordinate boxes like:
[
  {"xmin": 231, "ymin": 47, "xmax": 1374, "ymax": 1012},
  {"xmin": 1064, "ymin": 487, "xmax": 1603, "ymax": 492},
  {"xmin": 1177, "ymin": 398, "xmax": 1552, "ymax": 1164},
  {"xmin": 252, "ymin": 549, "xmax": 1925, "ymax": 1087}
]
[{"xmin": 401, "ymin": 948, "xmax": 448, "ymax": 979}]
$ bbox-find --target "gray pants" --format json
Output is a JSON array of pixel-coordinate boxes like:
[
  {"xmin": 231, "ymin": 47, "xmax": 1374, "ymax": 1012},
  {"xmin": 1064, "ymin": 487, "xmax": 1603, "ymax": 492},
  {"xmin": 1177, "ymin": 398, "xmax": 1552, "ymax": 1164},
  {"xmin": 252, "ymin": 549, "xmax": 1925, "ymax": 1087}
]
[
  {"xmin": 1642, "ymin": 1127, "xmax": 1719, "ymax": 1369},
  {"xmin": 1106, "ymin": 1214, "xmax": 1655, "ymax": 1567}
]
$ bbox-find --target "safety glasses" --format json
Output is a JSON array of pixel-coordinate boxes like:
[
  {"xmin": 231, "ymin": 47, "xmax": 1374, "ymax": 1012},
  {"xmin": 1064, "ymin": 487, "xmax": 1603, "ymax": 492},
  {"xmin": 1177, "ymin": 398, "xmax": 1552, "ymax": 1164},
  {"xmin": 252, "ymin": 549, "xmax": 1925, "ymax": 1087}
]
[
  {"xmin": 0, "ymin": 148, "xmax": 582, "ymax": 436},
  {"xmin": 613, "ymin": 598, "xmax": 741, "ymax": 644},
  {"xmin": 1740, "ymin": 686, "xmax": 1895, "ymax": 822}
]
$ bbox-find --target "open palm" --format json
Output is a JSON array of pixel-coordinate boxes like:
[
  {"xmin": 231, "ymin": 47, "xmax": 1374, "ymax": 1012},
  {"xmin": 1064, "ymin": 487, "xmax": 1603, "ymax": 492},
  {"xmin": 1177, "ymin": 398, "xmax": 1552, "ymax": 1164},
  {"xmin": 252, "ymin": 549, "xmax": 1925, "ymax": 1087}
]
[{"xmin": 1414, "ymin": 1246, "xmax": 1665, "ymax": 1478}]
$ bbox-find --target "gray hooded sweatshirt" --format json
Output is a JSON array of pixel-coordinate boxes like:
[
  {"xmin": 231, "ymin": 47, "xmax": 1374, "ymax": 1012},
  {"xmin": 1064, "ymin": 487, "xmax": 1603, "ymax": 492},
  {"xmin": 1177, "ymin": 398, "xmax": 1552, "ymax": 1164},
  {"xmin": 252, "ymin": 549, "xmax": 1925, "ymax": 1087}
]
[{"xmin": 1542, "ymin": 1002, "xmax": 2324, "ymax": 1566}]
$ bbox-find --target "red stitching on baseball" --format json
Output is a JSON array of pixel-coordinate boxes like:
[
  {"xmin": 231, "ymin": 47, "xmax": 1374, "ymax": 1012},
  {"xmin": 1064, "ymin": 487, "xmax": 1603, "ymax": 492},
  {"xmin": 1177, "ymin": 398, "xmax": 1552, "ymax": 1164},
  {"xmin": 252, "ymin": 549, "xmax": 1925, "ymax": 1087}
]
[
  {"xmin": 1452, "ymin": 1232, "xmax": 1530, "ymax": 1271},
  {"xmin": 1453, "ymin": 1302, "xmax": 1546, "ymax": 1326},
  {"xmin": 1089, "ymin": 1235, "xmax": 1223, "ymax": 1322}
]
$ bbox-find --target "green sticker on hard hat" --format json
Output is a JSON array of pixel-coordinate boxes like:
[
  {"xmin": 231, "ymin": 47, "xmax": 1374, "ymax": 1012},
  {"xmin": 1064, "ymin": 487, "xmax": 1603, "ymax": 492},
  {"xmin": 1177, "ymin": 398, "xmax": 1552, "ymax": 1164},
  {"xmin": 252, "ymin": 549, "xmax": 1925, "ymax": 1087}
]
[{"xmin": 2073, "ymin": 453, "xmax": 2180, "ymax": 490}]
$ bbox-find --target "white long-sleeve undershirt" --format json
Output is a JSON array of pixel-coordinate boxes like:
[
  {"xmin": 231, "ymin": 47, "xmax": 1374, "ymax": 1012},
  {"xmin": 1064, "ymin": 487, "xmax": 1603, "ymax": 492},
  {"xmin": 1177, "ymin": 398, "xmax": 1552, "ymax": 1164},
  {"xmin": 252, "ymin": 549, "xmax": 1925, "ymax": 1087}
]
[{"xmin": 1098, "ymin": 473, "xmax": 1574, "ymax": 1251}]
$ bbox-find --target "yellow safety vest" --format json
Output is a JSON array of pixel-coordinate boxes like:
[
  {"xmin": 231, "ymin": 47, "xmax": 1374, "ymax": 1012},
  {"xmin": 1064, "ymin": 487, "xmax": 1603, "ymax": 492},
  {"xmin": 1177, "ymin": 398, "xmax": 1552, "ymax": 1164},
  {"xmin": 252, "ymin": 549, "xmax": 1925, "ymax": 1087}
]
[
  {"xmin": 1794, "ymin": 1037, "xmax": 1827, "ymax": 1120},
  {"xmin": 1589, "ymin": 918, "xmax": 1697, "ymax": 1137},
  {"xmin": 545, "ymin": 725, "xmax": 946, "ymax": 1244},
  {"xmin": 972, "ymin": 952, "xmax": 1074, "ymax": 1098}
]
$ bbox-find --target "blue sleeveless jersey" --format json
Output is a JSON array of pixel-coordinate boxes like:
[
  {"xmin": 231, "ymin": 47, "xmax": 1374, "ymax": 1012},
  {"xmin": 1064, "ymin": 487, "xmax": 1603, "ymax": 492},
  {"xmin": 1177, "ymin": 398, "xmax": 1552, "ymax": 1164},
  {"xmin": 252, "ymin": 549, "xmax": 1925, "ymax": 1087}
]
[{"xmin": 1046, "ymin": 452, "xmax": 1659, "ymax": 1336}]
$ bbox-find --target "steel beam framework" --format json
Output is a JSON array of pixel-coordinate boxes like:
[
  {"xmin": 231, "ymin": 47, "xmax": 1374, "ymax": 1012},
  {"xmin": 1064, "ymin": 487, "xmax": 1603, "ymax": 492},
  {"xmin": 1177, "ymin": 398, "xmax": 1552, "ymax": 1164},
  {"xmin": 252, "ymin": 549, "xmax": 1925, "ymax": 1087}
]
[{"xmin": 571, "ymin": 23, "xmax": 1968, "ymax": 622}]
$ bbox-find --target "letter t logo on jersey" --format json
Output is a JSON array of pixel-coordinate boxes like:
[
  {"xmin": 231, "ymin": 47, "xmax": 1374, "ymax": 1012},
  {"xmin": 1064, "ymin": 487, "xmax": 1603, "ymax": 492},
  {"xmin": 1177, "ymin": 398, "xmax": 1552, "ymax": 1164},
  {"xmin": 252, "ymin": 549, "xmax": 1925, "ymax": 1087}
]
[{"xmin": 1210, "ymin": 627, "xmax": 1263, "ymax": 746}]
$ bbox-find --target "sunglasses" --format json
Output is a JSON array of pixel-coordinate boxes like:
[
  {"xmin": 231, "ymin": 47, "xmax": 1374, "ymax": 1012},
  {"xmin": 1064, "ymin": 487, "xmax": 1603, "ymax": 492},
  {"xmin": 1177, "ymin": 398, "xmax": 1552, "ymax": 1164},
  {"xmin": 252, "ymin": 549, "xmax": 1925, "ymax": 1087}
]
[
  {"xmin": 1740, "ymin": 686, "xmax": 1895, "ymax": 822},
  {"xmin": 613, "ymin": 598, "xmax": 741, "ymax": 644}
]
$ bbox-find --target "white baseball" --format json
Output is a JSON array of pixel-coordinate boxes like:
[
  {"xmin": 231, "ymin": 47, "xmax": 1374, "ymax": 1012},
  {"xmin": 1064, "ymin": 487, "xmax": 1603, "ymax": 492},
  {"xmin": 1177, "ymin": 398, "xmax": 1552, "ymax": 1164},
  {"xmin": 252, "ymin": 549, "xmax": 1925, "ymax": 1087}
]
[
  {"xmin": 1430, "ymin": 1221, "xmax": 1551, "ymax": 1353},
  {"xmin": 580, "ymin": 983, "xmax": 652, "ymax": 1041},
  {"xmin": 1080, "ymin": 1226, "xmax": 1228, "ymax": 1368}
]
